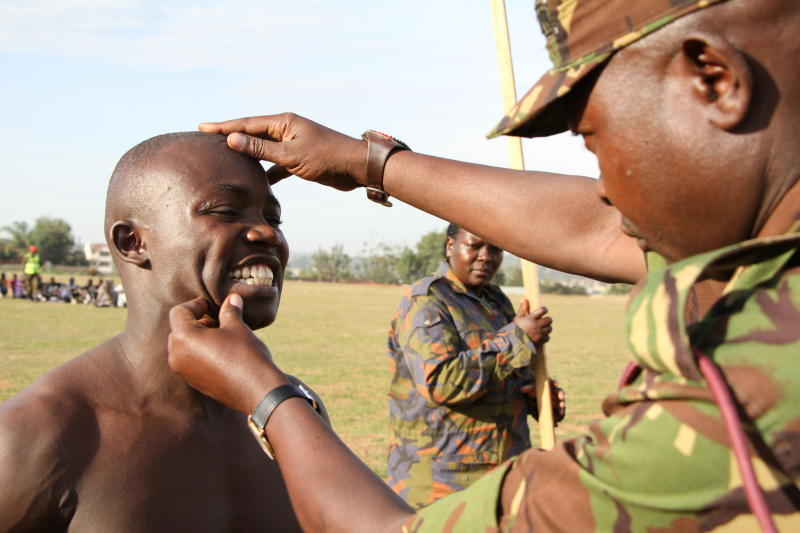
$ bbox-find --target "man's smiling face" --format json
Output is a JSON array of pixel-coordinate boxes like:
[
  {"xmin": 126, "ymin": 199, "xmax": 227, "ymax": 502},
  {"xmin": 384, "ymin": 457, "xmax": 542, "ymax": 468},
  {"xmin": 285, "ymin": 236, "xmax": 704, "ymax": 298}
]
[{"xmin": 144, "ymin": 136, "xmax": 288, "ymax": 329}]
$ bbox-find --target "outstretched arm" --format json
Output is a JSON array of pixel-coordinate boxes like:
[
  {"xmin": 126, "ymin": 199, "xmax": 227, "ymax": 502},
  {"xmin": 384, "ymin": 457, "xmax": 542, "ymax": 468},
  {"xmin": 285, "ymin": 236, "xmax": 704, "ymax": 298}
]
[
  {"xmin": 168, "ymin": 295, "xmax": 414, "ymax": 533},
  {"xmin": 199, "ymin": 114, "xmax": 645, "ymax": 283}
]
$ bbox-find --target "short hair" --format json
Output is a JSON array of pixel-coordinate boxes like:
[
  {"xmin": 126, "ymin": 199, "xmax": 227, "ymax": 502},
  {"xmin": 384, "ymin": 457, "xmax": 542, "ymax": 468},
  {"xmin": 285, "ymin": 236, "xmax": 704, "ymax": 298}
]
[{"xmin": 442, "ymin": 223, "xmax": 461, "ymax": 258}]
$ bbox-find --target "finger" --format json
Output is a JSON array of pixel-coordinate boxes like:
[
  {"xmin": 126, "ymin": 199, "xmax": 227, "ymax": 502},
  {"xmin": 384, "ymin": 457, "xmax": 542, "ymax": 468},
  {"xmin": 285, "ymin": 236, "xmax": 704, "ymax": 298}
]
[
  {"xmin": 219, "ymin": 293, "xmax": 245, "ymax": 328},
  {"xmin": 169, "ymin": 297, "xmax": 210, "ymax": 326},
  {"xmin": 201, "ymin": 115, "xmax": 285, "ymax": 137},
  {"xmin": 266, "ymin": 164, "xmax": 292, "ymax": 185},
  {"xmin": 530, "ymin": 306, "xmax": 548, "ymax": 319},
  {"xmin": 198, "ymin": 122, "xmax": 223, "ymax": 133},
  {"xmin": 197, "ymin": 314, "xmax": 219, "ymax": 328},
  {"xmin": 228, "ymin": 132, "xmax": 285, "ymax": 165},
  {"xmin": 516, "ymin": 298, "xmax": 530, "ymax": 317}
]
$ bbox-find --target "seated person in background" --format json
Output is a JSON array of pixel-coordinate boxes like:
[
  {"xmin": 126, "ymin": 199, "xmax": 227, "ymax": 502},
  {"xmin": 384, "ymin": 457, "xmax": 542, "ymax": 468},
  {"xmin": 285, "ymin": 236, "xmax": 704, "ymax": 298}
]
[
  {"xmin": 387, "ymin": 223, "xmax": 562, "ymax": 508},
  {"xmin": 42, "ymin": 276, "xmax": 61, "ymax": 302},
  {"xmin": 94, "ymin": 279, "xmax": 115, "ymax": 308},
  {"xmin": 82, "ymin": 277, "xmax": 94, "ymax": 304},
  {"xmin": 12, "ymin": 274, "xmax": 24, "ymax": 298},
  {"xmin": 0, "ymin": 132, "xmax": 324, "ymax": 531}
]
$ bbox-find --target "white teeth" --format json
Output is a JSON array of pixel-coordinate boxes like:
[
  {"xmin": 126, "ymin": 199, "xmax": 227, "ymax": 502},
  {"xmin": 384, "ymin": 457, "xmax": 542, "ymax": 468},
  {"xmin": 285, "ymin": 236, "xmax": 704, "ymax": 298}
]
[{"xmin": 229, "ymin": 263, "xmax": 275, "ymax": 287}]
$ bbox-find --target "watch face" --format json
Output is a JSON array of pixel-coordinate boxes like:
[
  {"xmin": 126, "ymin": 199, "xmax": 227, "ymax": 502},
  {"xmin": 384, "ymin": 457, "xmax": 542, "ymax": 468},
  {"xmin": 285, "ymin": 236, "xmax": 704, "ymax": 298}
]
[{"xmin": 247, "ymin": 415, "xmax": 276, "ymax": 460}]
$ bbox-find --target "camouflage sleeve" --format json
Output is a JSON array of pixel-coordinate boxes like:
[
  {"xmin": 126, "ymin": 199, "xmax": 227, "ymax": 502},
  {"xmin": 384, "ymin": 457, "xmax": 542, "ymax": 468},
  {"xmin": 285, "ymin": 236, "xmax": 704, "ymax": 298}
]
[
  {"xmin": 397, "ymin": 296, "xmax": 537, "ymax": 405},
  {"xmin": 401, "ymin": 458, "xmax": 514, "ymax": 533}
]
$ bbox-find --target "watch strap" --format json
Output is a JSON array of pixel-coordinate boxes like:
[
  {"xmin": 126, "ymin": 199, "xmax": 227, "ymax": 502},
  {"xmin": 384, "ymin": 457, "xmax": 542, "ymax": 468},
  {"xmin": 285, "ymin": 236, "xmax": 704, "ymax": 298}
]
[
  {"xmin": 361, "ymin": 130, "xmax": 410, "ymax": 207},
  {"xmin": 248, "ymin": 383, "xmax": 318, "ymax": 460},
  {"xmin": 251, "ymin": 383, "xmax": 315, "ymax": 428}
]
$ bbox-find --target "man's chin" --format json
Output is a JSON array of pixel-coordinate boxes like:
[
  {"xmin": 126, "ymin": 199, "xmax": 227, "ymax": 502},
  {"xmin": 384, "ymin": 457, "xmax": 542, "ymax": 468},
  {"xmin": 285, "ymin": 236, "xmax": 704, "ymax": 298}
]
[{"xmin": 242, "ymin": 309, "xmax": 276, "ymax": 330}]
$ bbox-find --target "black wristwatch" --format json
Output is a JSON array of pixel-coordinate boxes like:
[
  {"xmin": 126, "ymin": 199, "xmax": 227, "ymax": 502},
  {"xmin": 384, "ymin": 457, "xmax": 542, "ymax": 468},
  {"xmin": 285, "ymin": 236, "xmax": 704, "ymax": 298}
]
[{"xmin": 247, "ymin": 383, "xmax": 318, "ymax": 460}]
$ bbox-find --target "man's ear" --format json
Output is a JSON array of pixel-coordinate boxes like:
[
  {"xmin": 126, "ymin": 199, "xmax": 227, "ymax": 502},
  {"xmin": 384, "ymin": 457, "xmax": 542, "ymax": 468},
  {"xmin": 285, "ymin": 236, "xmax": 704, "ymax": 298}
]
[
  {"xmin": 679, "ymin": 35, "xmax": 752, "ymax": 131},
  {"xmin": 110, "ymin": 220, "xmax": 150, "ymax": 268},
  {"xmin": 445, "ymin": 237, "xmax": 454, "ymax": 260}
]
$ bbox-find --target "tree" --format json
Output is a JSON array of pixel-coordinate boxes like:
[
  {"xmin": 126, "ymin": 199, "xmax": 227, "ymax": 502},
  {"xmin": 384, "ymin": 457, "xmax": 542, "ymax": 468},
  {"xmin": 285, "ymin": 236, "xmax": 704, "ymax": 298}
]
[
  {"xmin": 415, "ymin": 229, "xmax": 446, "ymax": 277},
  {"xmin": 1, "ymin": 221, "xmax": 32, "ymax": 259},
  {"xmin": 63, "ymin": 244, "xmax": 89, "ymax": 266},
  {"xmin": 356, "ymin": 243, "xmax": 402, "ymax": 284},
  {"xmin": 30, "ymin": 218, "xmax": 76, "ymax": 265},
  {"xmin": 327, "ymin": 244, "xmax": 351, "ymax": 283},
  {"xmin": 2, "ymin": 218, "xmax": 78, "ymax": 265},
  {"xmin": 505, "ymin": 267, "xmax": 523, "ymax": 287},
  {"xmin": 311, "ymin": 244, "xmax": 351, "ymax": 282},
  {"xmin": 396, "ymin": 247, "xmax": 422, "ymax": 284},
  {"xmin": 311, "ymin": 248, "xmax": 331, "ymax": 281}
]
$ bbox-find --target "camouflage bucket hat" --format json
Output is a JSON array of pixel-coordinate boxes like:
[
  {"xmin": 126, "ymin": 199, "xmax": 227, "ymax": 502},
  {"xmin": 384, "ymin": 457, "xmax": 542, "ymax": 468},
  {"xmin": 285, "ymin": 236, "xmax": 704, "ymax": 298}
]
[{"xmin": 488, "ymin": 0, "xmax": 729, "ymax": 139}]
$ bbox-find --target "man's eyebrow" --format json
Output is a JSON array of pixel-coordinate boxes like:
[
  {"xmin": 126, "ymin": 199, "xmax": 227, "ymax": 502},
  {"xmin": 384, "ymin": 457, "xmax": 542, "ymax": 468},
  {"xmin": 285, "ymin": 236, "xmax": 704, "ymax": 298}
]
[
  {"xmin": 216, "ymin": 183, "xmax": 250, "ymax": 196},
  {"xmin": 266, "ymin": 193, "xmax": 281, "ymax": 209},
  {"xmin": 215, "ymin": 183, "xmax": 280, "ymax": 208}
]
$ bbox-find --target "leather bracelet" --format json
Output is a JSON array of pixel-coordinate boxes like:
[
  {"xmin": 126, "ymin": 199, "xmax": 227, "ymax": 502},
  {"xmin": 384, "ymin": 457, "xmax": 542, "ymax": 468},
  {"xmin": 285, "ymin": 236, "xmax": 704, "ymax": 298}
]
[
  {"xmin": 247, "ymin": 383, "xmax": 318, "ymax": 460},
  {"xmin": 361, "ymin": 130, "xmax": 411, "ymax": 207}
]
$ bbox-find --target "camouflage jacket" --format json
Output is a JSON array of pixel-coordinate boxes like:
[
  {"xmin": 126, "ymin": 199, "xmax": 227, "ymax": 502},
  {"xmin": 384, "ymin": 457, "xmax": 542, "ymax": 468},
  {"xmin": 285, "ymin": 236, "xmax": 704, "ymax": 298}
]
[
  {"xmin": 387, "ymin": 262, "xmax": 538, "ymax": 509},
  {"xmin": 405, "ymin": 230, "xmax": 800, "ymax": 531}
]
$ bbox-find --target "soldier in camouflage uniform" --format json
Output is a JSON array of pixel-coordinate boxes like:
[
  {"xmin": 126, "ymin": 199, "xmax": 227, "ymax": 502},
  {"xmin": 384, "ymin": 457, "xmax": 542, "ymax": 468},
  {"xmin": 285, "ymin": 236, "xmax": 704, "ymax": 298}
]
[
  {"xmin": 387, "ymin": 224, "xmax": 555, "ymax": 508},
  {"xmin": 168, "ymin": 0, "xmax": 800, "ymax": 530}
]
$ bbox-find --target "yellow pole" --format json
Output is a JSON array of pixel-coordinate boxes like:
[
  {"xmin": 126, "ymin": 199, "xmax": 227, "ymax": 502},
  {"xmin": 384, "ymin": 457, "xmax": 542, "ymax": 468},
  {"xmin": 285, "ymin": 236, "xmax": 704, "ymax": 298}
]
[{"xmin": 491, "ymin": 0, "xmax": 555, "ymax": 450}]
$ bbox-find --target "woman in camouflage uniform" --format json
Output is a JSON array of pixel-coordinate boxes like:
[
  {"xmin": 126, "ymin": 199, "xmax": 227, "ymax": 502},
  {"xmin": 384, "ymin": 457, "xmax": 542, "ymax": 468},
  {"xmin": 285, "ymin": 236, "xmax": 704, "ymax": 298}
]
[{"xmin": 386, "ymin": 223, "xmax": 559, "ymax": 508}]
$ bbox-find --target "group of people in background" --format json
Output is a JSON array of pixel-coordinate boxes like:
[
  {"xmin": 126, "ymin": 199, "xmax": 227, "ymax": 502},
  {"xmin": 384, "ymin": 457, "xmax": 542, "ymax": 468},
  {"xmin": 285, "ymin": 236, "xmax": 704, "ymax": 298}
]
[{"xmin": 0, "ymin": 272, "xmax": 125, "ymax": 307}]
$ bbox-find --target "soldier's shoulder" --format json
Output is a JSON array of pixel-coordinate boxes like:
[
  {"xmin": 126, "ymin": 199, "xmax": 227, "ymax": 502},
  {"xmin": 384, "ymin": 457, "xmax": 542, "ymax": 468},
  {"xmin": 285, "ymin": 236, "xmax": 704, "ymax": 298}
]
[{"xmin": 410, "ymin": 273, "xmax": 447, "ymax": 298}]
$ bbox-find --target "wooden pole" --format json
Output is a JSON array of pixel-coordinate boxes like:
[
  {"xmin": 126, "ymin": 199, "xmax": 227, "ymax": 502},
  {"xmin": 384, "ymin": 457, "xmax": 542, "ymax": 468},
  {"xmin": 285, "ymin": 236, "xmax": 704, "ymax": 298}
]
[{"xmin": 490, "ymin": 0, "xmax": 555, "ymax": 450}]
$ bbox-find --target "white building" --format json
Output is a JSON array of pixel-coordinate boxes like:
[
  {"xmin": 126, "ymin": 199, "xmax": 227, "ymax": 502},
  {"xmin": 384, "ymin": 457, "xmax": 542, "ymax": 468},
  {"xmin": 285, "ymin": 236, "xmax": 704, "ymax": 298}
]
[{"xmin": 84, "ymin": 243, "xmax": 114, "ymax": 275}]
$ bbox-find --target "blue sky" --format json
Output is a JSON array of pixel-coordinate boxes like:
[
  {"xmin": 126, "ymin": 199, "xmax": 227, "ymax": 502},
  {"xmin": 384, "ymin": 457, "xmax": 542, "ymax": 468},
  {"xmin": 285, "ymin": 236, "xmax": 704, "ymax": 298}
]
[{"xmin": 0, "ymin": 0, "xmax": 598, "ymax": 255}]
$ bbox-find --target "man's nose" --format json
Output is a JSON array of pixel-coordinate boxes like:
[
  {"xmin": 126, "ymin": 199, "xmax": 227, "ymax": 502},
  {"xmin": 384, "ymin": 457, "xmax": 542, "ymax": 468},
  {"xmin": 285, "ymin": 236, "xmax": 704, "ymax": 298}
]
[
  {"xmin": 477, "ymin": 245, "xmax": 492, "ymax": 262},
  {"xmin": 245, "ymin": 223, "xmax": 282, "ymax": 246}
]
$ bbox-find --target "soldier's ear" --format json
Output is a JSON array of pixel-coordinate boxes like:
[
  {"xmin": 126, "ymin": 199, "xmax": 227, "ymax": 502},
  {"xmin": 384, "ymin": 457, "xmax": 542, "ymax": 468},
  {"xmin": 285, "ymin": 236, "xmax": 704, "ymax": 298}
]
[
  {"xmin": 445, "ymin": 237, "xmax": 455, "ymax": 259},
  {"xmin": 110, "ymin": 220, "xmax": 150, "ymax": 269},
  {"xmin": 677, "ymin": 34, "xmax": 752, "ymax": 131}
]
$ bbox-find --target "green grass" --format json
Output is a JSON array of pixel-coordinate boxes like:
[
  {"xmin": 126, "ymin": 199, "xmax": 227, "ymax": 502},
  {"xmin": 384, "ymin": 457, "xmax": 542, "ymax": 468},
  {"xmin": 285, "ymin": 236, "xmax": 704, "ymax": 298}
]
[{"xmin": 0, "ymin": 282, "xmax": 630, "ymax": 476}]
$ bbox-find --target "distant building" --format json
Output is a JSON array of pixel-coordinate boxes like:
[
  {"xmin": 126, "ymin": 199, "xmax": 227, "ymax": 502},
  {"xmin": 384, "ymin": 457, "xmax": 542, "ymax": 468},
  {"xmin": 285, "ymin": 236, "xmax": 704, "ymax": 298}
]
[{"xmin": 84, "ymin": 243, "xmax": 114, "ymax": 275}]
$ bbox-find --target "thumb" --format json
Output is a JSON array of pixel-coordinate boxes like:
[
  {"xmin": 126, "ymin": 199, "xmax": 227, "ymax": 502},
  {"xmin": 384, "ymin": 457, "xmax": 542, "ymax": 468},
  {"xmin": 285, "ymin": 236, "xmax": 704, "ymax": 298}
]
[
  {"xmin": 219, "ymin": 293, "xmax": 245, "ymax": 328},
  {"xmin": 228, "ymin": 132, "xmax": 278, "ymax": 163},
  {"xmin": 516, "ymin": 298, "xmax": 530, "ymax": 317},
  {"xmin": 266, "ymin": 164, "xmax": 292, "ymax": 185}
]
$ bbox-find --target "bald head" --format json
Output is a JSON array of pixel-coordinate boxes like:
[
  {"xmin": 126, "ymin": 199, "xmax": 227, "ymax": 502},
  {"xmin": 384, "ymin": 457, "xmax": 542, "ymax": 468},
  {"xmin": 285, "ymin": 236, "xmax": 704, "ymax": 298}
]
[{"xmin": 105, "ymin": 132, "xmax": 230, "ymax": 237}]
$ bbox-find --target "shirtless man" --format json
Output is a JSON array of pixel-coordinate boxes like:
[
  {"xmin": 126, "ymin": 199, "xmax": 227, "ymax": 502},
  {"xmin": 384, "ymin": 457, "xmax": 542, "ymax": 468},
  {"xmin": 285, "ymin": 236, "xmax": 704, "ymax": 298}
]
[{"xmin": 0, "ymin": 132, "xmax": 319, "ymax": 531}]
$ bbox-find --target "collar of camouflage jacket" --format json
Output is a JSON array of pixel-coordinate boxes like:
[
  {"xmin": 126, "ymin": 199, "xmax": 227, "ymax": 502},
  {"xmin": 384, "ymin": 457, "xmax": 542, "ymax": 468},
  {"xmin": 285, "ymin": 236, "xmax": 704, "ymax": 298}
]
[{"xmin": 625, "ymin": 221, "xmax": 800, "ymax": 381}]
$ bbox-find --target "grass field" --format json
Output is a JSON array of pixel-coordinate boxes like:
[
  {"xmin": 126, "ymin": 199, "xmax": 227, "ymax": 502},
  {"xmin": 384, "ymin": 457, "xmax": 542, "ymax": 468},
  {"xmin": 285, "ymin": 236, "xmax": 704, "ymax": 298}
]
[{"xmin": 0, "ymin": 281, "xmax": 631, "ymax": 476}]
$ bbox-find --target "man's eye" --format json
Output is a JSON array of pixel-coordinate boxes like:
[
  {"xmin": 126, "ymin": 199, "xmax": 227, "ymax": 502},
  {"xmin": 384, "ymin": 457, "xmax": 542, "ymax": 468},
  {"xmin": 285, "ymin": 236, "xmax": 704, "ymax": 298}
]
[
  {"xmin": 212, "ymin": 208, "xmax": 239, "ymax": 218},
  {"xmin": 264, "ymin": 215, "xmax": 283, "ymax": 227}
]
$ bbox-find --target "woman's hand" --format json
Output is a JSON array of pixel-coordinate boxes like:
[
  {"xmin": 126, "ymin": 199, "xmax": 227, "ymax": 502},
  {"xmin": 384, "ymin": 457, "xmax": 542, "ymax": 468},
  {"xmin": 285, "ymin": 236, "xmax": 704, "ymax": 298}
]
[{"xmin": 513, "ymin": 299, "xmax": 553, "ymax": 345}]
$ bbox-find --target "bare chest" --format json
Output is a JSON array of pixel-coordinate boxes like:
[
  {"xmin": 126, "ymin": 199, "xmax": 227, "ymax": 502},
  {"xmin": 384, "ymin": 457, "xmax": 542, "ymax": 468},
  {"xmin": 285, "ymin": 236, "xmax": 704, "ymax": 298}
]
[{"xmin": 66, "ymin": 411, "xmax": 299, "ymax": 532}]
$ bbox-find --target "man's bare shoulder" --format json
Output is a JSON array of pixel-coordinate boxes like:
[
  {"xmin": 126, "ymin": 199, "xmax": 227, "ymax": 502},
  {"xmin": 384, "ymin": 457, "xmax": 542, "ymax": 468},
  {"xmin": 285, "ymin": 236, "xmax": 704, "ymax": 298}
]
[{"xmin": 0, "ymin": 341, "xmax": 113, "ymax": 530}]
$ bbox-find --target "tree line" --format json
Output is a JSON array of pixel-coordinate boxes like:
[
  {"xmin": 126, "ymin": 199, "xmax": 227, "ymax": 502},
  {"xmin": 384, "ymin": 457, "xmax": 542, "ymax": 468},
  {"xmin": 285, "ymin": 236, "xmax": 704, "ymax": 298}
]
[
  {"xmin": 1, "ymin": 218, "xmax": 87, "ymax": 266},
  {"xmin": 300, "ymin": 229, "xmax": 512, "ymax": 286}
]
